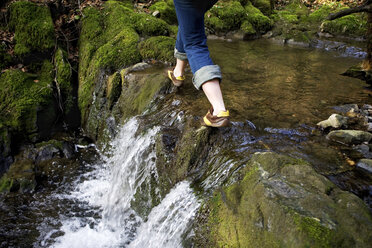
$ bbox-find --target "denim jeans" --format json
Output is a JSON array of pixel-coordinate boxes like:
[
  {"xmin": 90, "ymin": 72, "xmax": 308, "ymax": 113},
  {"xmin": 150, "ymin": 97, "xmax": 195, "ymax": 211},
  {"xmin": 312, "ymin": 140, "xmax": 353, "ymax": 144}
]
[{"xmin": 173, "ymin": 0, "xmax": 222, "ymax": 90}]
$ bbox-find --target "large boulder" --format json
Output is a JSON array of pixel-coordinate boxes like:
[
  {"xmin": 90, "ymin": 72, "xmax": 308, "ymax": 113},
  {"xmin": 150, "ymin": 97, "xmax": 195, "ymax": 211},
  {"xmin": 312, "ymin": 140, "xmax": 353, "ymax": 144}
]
[
  {"xmin": 9, "ymin": 1, "xmax": 55, "ymax": 59},
  {"xmin": 202, "ymin": 152, "xmax": 372, "ymax": 247}
]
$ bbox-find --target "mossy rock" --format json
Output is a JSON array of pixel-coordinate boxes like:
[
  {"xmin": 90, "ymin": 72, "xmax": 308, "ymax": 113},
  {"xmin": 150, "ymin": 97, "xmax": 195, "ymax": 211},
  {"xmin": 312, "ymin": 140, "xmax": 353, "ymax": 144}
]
[
  {"xmin": 9, "ymin": 1, "xmax": 55, "ymax": 56},
  {"xmin": 138, "ymin": 36, "xmax": 175, "ymax": 62},
  {"xmin": 78, "ymin": 3, "xmax": 142, "ymax": 123},
  {"xmin": 321, "ymin": 13, "xmax": 367, "ymax": 37},
  {"xmin": 149, "ymin": 0, "xmax": 177, "ymax": 25},
  {"xmin": 245, "ymin": 2, "xmax": 273, "ymax": 33},
  {"xmin": 205, "ymin": 1, "xmax": 246, "ymax": 33},
  {"xmin": 0, "ymin": 159, "xmax": 36, "ymax": 193},
  {"xmin": 204, "ymin": 152, "xmax": 372, "ymax": 247},
  {"xmin": 131, "ymin": 13, "xmax": 170, "ymax": 36},
  {"xmin": 250, "ymin": 0, "xmax": 272, "ymax": 16},
  {"xmin": 0, "ymin": 67, "xmax": 54, "ymax": 136}
]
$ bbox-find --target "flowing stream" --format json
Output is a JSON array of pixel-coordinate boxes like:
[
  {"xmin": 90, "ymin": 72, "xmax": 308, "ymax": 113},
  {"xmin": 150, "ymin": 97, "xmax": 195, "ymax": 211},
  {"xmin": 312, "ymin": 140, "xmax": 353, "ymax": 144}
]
[{"xmin": 0, "ymin": 39, "xmax": 371, "ymax": 247}]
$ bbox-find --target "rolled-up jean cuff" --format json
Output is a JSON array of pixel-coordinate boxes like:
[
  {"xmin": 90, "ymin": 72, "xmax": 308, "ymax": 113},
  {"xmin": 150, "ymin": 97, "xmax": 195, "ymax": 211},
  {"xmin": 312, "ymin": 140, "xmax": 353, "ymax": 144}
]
[
  {"xmin": 193, "ymin": 65, "xmax": 222, "ymax": 90},
  {"xmin": 174, "ymin": 48, "xmax": 188, "ymax": 61}
]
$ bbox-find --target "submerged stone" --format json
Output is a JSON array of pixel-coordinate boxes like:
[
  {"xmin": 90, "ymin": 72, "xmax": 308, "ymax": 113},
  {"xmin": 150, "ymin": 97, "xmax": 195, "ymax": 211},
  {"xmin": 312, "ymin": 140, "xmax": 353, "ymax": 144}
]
[
  {"xmin": 357, "ymin": 159, "xmax": 372, "ymax": 173},
  {"xmin": 327, "ymin": 130, "xmax": 372, "ymax": 145}
]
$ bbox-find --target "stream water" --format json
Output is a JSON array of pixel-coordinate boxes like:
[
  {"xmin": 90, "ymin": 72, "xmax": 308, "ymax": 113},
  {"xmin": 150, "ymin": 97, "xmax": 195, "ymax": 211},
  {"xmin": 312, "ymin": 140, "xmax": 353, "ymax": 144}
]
[{"xmin": 0, "ymin": 39, "xmax": 371, "ymax": 247}]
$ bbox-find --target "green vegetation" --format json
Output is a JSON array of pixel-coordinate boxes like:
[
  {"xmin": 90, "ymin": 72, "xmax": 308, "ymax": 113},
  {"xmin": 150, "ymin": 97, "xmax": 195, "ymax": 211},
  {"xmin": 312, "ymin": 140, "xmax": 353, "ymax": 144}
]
[
  {"xmin": 0, "ymin": 67, "xmax": 53, "ymax": 133},
  {"xmin": 149, "ymin": 0, "xmax": 177, "ymax": 25},
  {"xmin": 9, "ymin": 1, "xmax": 55, "ymax": 56},
  {"xmin": 0, "ymin": 44, "xmax": 12, "ymax": 70},
  {"xmin": 138, "ymin": 36, "xmax": 175, "ymax": 62},
  {"xmin": 205, "ymin": 1, "xmax": 273, "ymax": 34}
]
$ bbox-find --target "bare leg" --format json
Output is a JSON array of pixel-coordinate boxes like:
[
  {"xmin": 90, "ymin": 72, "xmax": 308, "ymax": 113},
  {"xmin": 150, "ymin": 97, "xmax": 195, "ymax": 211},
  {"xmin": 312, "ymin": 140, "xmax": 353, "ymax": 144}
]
[
  {"xmin": 173, "ymin": 59, "xmax": 187, "ymax": 78},
  {"xmin": 202, "ymin": 79, "xmax": 226, "ymax": 115}
]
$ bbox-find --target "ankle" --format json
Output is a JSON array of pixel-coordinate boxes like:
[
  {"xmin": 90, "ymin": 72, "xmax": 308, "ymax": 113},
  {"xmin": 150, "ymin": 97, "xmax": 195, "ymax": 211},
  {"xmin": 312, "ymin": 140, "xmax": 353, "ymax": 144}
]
[
  {"xmin": 173, "ymin": 68, "xmax": 183, "ymax": 78},
  {"xmin": 213, "ymin": 108, "xmax": 226, "ymax": 116}
]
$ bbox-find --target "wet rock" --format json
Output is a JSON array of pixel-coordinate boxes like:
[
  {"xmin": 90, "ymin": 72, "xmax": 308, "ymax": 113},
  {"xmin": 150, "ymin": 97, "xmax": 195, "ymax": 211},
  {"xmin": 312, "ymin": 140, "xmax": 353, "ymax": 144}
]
[
  {"xmin": 357, "ymin": 159, "xmax": 372, "ymax": 173},
  {"xmin": 353, "ymin": 144, "xmax": 372, "ymax": 159},
  {"xmin": 0, "ymin": 159, "xmax": 36, "ymax": 193},
  {"xmin": 326, "ymin": 130, "xmax": 372, "ymax": 145},
  {"xmin": 204, "ymin": 152, "xmax": 372, "ymax": 247},
  {"xmin": 317, "ymin": 114, "xmax": 347, "ymax": 129},
  {"xmin": 129, "ymin": 62, "xmax": 151, "ymax": 72},
  {"xmin": 35, "ymin": 145, "xmax": 60, "ymax": 164},
  {"xmin": 332, "ymin": 104, "xmax": 359, "ymax": 114}
]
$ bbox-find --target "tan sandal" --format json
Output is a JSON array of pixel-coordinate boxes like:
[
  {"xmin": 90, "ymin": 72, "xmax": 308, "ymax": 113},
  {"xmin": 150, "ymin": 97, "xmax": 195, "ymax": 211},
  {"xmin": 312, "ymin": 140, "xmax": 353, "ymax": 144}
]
[{"xmin": 167, "ymin": 69, "xmax": 185, "ymax": 87}]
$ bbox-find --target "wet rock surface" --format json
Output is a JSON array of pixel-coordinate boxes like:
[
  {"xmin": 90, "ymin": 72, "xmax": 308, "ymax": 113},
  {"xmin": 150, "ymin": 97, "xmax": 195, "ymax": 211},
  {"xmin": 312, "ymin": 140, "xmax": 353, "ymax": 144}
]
[{"xmin": 198, "ymin": 152, "xmax": 372, "ymax": 247}]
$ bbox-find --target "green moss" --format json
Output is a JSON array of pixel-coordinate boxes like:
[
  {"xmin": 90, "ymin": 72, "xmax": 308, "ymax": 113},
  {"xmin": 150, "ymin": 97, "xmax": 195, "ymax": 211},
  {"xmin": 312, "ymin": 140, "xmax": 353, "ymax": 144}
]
[
  {"xmin": 0, "ymin": 68, "xmax": 53, "ymax": 133},
  {"xmin": 0, "ymin": 44, "xmax": 12, "ymax": 70},
  {"xmin": 168, "ymin": 25, "xmax": 178, "ymax": 36},
  {"xmin": 245, "ymin": 2, "xmax": 273, "ymax": 33},
  {"xmin": 321, "ymin": 13, "xmax": 367, "ymax": 37},
  {"xmin": 0, "ymin": 175, "xmax": 13, "ymax": 192},
  {"xmin": 279, "ymin": 11, "xmax": 299, "ymax": 24},
  {"xmin": 308, "ymin": 5, "xmax": 333, "ymax": 23},
  {"xmin": 131, "ymin": 13, "xmax": 169, "ymax": 36},
  {"xmin": 9, "ymin": 1, "xmax": 54, "ymax": 56},
  {"xmin": 114, "ymin": 73, "xmax": 170, "ymax": 121},
  {"xmin": 250, "ymin": 0, "xmax": 272, "ymax": 16},
  {"xmin": 283, "ymin": 0, "xmax": 309, "ymax": 17},
  {"xmin": 0, "ymin": 159, "xmax": 36, "ymax": 193},
  {"xmin": 205, "ymin": 1, "xmax": 246, "ymax": 33},
  {"xmin": 138, "ymin": 36, "xmax": 175, "ymax": 62},
  {"xmin": 292, "ymin": 213, "xmax": 333, "ymax": 247},
  {"xmin": 149, "ymin": 1, "xmax": 177, "ymax": 25},
  {"xmin": 240, "ymin": 20, "xmax": 256, "ymax": 34},
  {"xmin": 78, "ymin": 2, "xmax": 143, "ymax": 121},
  {"xmin": 106, "ymin": 72, "xmax": 122, "ymax": 107},
  {"xmin": 35, "ymin": 139, "xmax": 64, "ymax": 150}
]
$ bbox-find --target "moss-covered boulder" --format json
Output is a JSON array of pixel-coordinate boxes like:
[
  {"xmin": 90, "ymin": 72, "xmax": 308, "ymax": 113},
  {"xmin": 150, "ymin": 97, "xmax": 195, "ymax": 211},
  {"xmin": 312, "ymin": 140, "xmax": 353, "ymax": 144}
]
[
  {"xmin": 9, "ymin": 1, "xmax": 55, "ymax": 57},
  {"xmin": 139, "ymin": 36, "xmax": 175, "ymax": 62},
  {"xmin": 245, "ymin": 1, "xmax": 273, "ymax": 33},
  {"xmin": 0, "ymin": 66, "xmax": 55, "ymax": 138},
  {"xmin": 321, "ymin": 13, "xmax": 367, "ymax": 37},
  {"xmin": 78, "ymin": 1, "xmax": 173, "ymax": 126},
  {"xmin": 149, "ymin": 0, "xmax": 177, "ymax": 25},
  {"xmin": 205, "ymin": 1, "xmax": 247, "ymax": 33},
  {"xmin": 250, "ymin": 0, "xmax": 272, "ymax": 16},
  {"xmin": 203, "ymin": 152, "xmax": 372, "ymax": 247}
]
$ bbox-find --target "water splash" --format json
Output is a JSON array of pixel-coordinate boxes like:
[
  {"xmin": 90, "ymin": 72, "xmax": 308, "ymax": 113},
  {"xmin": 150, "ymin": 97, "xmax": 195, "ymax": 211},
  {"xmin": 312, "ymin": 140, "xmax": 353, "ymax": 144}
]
[{"xmin": 47, "ymin": 118, "xmax": 199, "ymax": 248}]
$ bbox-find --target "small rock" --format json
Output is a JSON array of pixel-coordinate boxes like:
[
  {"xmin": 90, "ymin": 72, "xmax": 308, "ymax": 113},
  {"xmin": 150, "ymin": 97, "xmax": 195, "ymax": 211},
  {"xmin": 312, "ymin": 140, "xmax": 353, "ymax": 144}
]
[
  {"xmin": 129, "ymin": 62, "xmax": 151, "ymax": 72},
  {"xmin": 317, "ymin": 114, "xmax": 348, "ymax": 129},
  {"xmin": 262, "ymin": 31, "xmax": 273, "ymax": 38},
  {"xmin": 366, "ymin": 123, "xmax": 372, "ymax": 132},
  {"xmin": 356, "ymin": 159, "xmax": 372, "ymax": 173},
  {"xmin": 36, "ymin": 145, "xmax": 60, "ymax": 164},
  {"xmin": 152, "ymin": 10, "xmax": 160, "ymax": 17},
  {"xmin": 326, "ymin": 130, "xmax": 372, "ymax": 145},
  {"xmin": 333, "ymin": 104, "xmax": 359, "ymax": 114},
  {"xmin": 362, "ymin": 104, "xmax": 372, "ymax": 110}
]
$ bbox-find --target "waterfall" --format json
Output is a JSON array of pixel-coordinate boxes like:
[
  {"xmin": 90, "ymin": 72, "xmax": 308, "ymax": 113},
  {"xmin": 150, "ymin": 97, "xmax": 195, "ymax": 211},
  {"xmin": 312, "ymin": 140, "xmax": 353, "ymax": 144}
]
[{"xmin": 49, "ymin": 118, "xmax": 200, "ymax": 248}]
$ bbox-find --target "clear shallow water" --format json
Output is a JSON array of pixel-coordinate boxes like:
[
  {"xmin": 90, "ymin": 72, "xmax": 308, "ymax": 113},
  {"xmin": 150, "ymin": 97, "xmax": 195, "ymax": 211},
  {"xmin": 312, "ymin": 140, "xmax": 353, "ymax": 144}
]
[{"xmin": 1, "ymin": 39, "xmax": 371, "ymax": 247}]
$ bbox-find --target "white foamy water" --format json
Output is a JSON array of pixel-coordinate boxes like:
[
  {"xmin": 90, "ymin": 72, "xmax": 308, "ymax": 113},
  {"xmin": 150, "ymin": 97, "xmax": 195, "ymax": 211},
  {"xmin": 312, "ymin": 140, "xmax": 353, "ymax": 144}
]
[
  {"xmin": 129, "ymin": 181, "xmax": 200, "ymax": 248},
  {"xmin": 44, "ymin": 118, "xmax": 200, "ymax": 248}
]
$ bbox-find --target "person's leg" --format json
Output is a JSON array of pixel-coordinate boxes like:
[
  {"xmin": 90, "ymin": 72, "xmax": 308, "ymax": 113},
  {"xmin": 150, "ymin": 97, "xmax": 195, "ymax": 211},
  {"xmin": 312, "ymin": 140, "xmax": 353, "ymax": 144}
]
[
  {"xmin": 173, "ymin": 0, "xmax": 227, "ymax": 116},
  {"xmin": 174, "ymin": 25, "xmax": 187, "ymax": 78}
]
